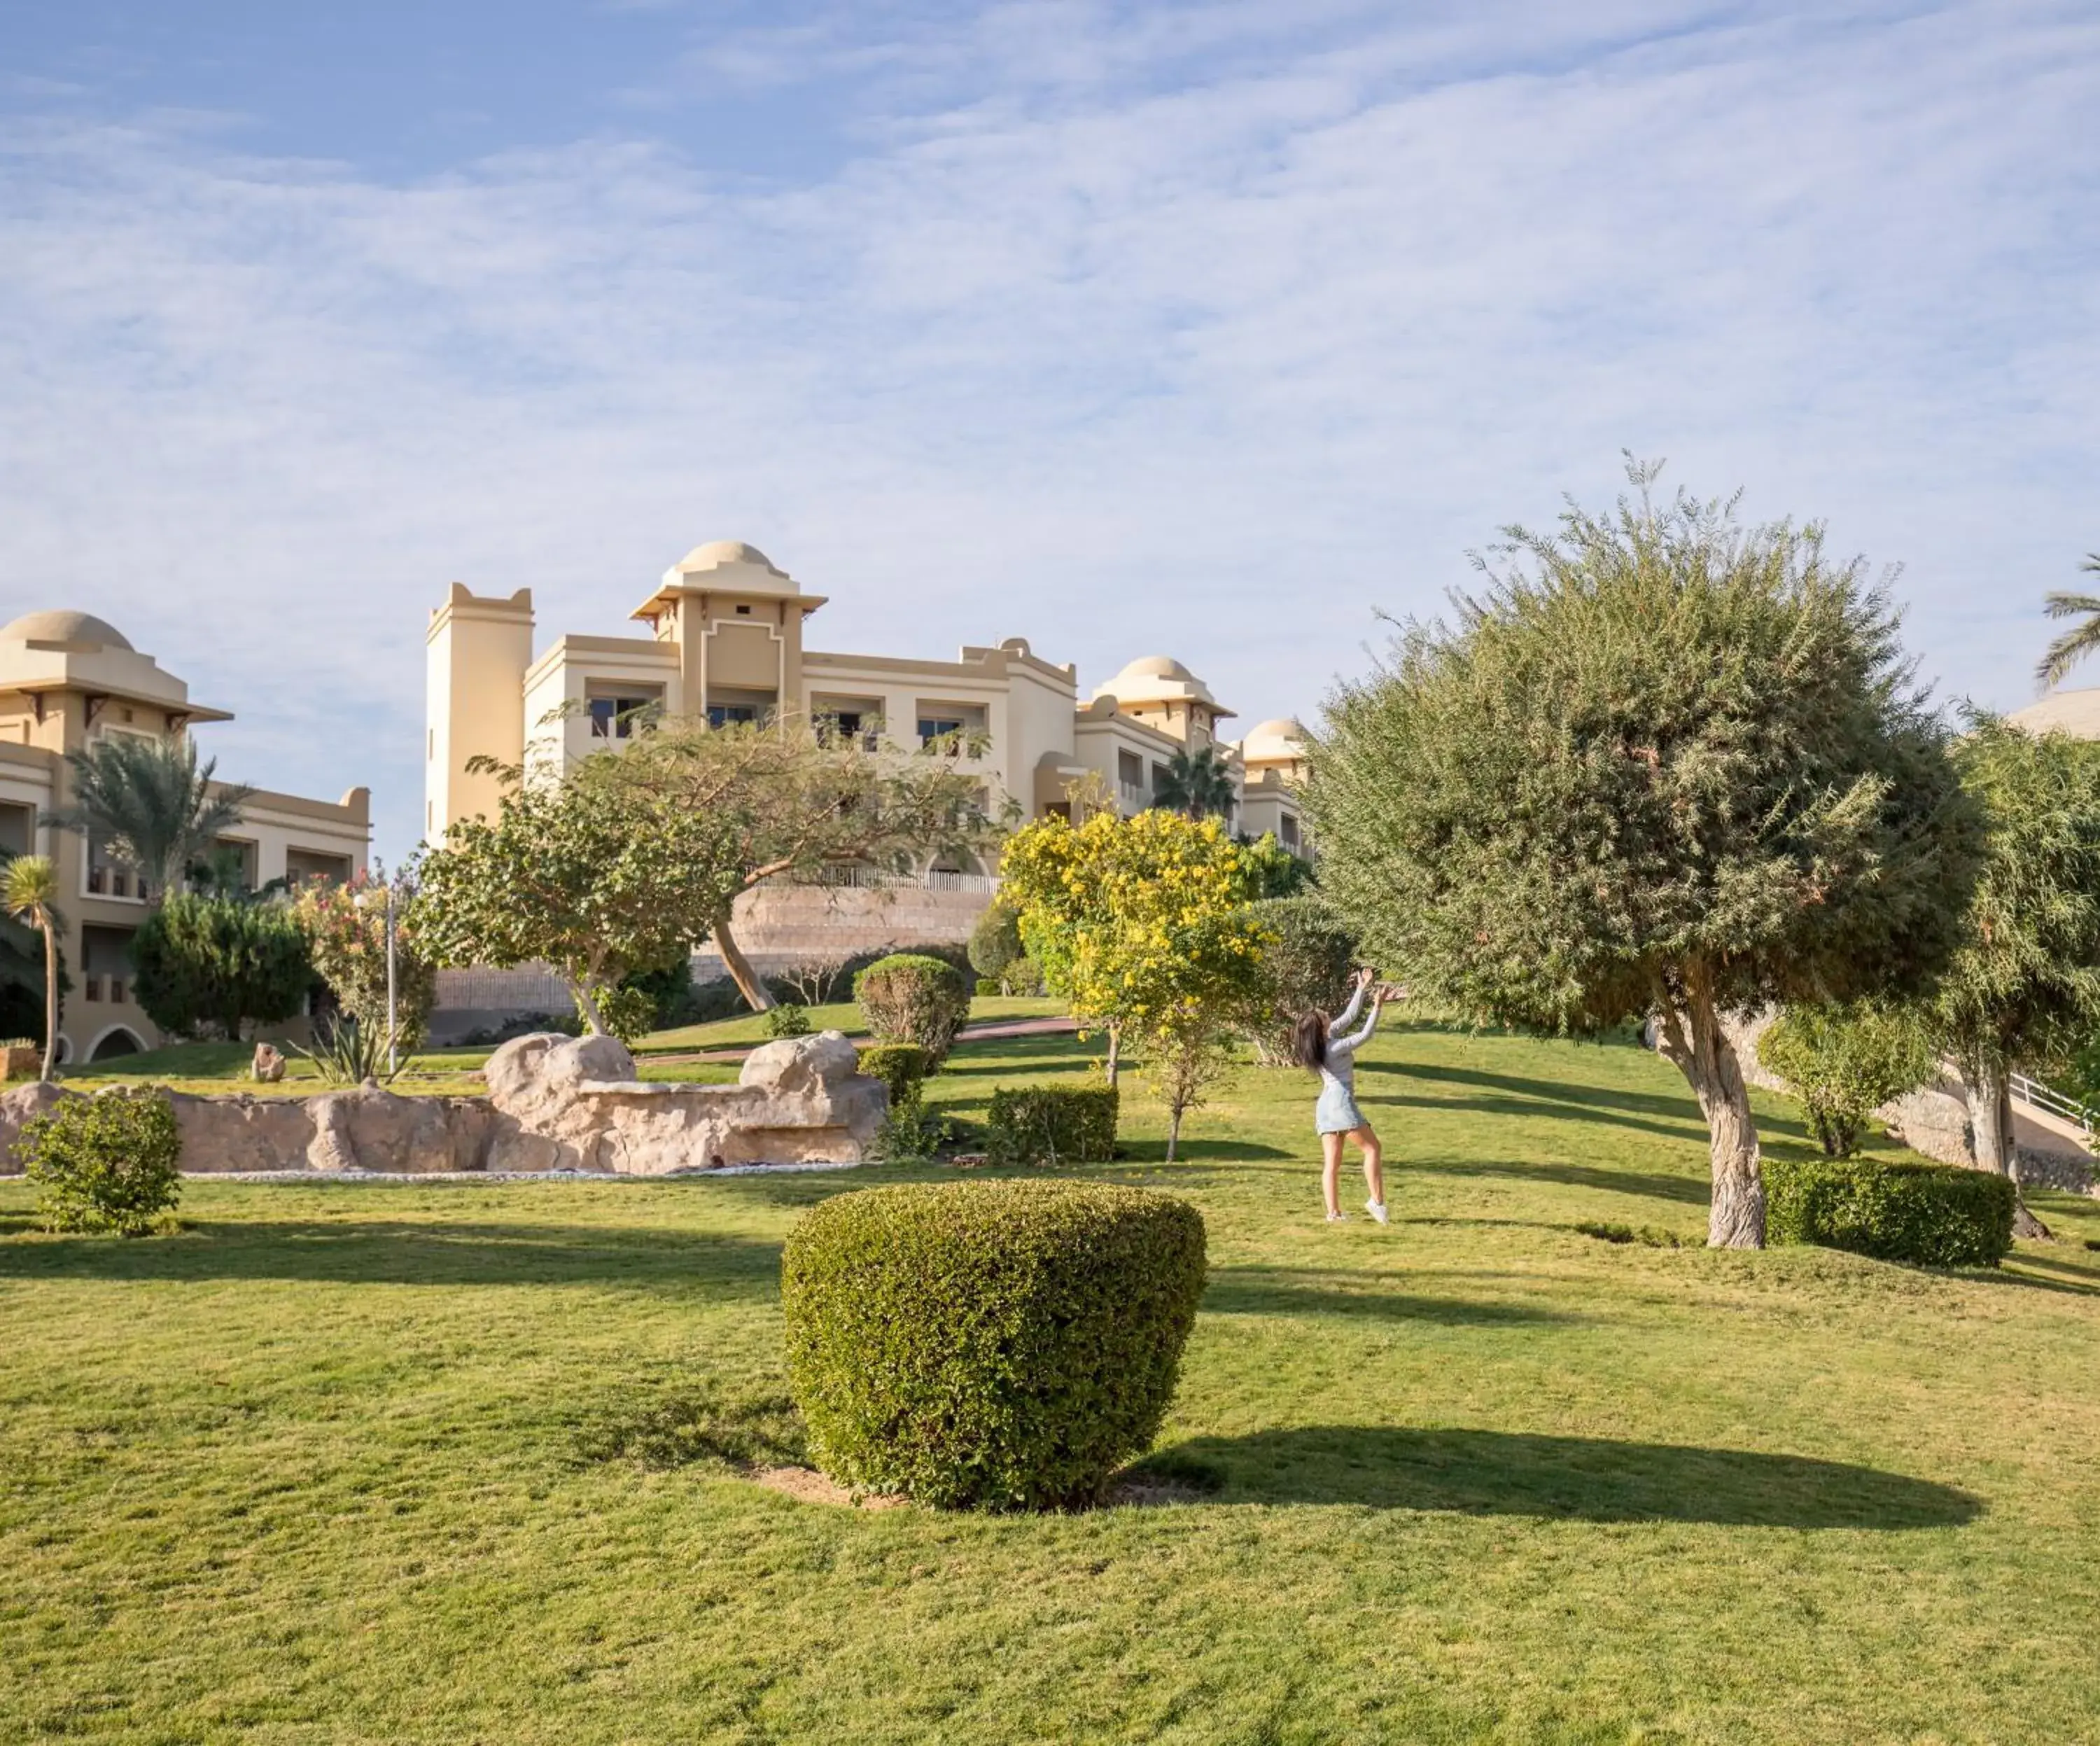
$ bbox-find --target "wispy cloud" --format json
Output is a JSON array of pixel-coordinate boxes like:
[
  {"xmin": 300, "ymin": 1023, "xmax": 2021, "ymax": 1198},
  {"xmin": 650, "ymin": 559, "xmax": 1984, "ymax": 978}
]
[{"xmin": 0, "ymin": 0, "xmax": 2095, "ymax": 855}]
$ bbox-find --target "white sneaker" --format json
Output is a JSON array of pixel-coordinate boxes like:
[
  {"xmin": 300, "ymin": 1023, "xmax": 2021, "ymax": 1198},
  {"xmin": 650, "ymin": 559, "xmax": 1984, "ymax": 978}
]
[
  {"xmin": 1325, "ymin": 1211, "xmax": 1347, "ymax": 1223},
  {"xmin": 1365, "ymin": 1200, "xmax": 1389, "ymax": 1224}
]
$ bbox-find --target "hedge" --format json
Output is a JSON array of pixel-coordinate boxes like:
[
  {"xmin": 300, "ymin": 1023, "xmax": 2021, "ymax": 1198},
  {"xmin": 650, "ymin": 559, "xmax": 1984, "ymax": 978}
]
[
  {"xmin": 781, "ymin": 1180, "xmax": 1207, "ymax": 1508},
  {"xmin": 853, "ymin": 953, "xmax": 972, "ymax": 1068},
  {"xmin": 1764, "ymin": 1154, "xmax": 2015, "ymax": 1268},
  {"xmin": 21, "ymin": 1087, "xmax": 183, "ymax": 1236},
  {"xmin": 860, "ymin": 1042, "xmax": 931, "ymax": 1107},
  {"xmin": 985, "ymin": 1085, "xmax": 1119, "ymax": 1167}
]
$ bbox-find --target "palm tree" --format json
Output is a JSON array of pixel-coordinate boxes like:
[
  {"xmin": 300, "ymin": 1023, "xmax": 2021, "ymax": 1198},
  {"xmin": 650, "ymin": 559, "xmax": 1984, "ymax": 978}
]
[
  {"xmin": 4, "ymin": 855, "xmax": 62, "ymax": 1081},
  {"xmin": 43, "ymin": 734, "xmax": 251, "ymax": 901},
  {"xmin": 1152, "ymin": 746, "xmax": 1238, "ymax": 822},
  {"xmin": 2036, "ymin": 554, "xmax": 2100, "ymax": 690}
]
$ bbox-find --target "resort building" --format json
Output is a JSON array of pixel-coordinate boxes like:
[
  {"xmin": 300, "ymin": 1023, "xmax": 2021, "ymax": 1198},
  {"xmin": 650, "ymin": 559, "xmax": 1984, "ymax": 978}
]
[
  {"xmin": 0, "ymin": 610, "xmax": 372, "ymax": 1063},
  {"xmin": 425, "ymin": 540, "xmax": 1312, "ymax": 859}
]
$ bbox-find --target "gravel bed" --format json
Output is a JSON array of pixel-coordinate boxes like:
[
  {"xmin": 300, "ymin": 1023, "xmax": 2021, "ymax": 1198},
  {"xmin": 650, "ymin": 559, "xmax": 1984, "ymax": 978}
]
[{"xmin": 189, "ymin": 1161, "xmax": 864, "ymax": 1184}]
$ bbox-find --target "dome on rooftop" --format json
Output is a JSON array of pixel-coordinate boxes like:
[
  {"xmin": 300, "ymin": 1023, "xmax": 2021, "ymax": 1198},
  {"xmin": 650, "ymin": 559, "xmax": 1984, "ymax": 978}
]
[
  {"xmin": 1117, "ymin": 655, "xmax": 1196, "ymax": 683},
  {"xmin": 678, "ymin": 540, "xmax": 780, "ymax": 574},
  {"xmin": 1248, "ymin": 717, "xmax": 1305, "ymax": 742},
  {"xmin": 1, "ymin": 609, "xmax": 133, "ymax": 651}
]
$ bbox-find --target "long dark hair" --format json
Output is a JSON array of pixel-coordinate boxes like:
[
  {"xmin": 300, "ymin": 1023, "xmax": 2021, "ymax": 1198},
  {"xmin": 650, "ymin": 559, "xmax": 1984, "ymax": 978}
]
[{"xmin": 1292, "ymin": 1010, "xmax": 1329, "ymax": 1073}]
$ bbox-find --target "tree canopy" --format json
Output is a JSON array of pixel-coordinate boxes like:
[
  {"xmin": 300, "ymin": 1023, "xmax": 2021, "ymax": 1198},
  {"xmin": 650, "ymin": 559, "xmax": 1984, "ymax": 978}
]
[
  {"xmin": 1307, "ymin": 461, "xmax": 1980, "ymax": 1246},
  {"xmin": 1922, "ymin": 716, "xmax": 2100, "ymax": 1235},
  {"xmin": 44, "ymin": 734, "xmax": 250, "ymax": 901},
  {"xmin": 414, "ymin": 759, "xmax": 744, "ymax": 1036},
  {"xmin": 589, "ymin": 715, "xmax": 1010, "ymax": 1010},
  {"xmin": 129, "ymin": 894, "xmax": 313, "ymax": 1042}
]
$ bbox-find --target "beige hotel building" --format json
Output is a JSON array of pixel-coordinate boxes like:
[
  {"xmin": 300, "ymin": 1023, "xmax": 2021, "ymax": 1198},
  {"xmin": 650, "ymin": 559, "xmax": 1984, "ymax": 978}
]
[{"xmin": 426, "ymin": 540, "xmax": 1310, "ymax": 861}]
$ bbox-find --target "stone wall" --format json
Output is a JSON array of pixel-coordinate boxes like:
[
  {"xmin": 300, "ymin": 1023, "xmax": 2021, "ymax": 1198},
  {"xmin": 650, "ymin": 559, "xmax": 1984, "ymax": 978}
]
[{"xmin": 0, "ymin": 1031, "xmax": 886, "ymax": 1178}]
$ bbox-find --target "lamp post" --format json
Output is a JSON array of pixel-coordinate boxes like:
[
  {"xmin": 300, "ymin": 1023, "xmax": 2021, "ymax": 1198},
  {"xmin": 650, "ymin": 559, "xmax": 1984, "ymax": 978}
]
[{"xmin": 384, "ymin": 880, "xmax": 399, "ymax": 1076}]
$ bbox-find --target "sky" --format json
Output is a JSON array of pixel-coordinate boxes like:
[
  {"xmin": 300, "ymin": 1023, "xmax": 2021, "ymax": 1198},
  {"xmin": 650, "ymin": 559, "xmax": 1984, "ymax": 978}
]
[{"xmin": 1, "ymin": 1, "xmax": 2096, "ymax": 860}]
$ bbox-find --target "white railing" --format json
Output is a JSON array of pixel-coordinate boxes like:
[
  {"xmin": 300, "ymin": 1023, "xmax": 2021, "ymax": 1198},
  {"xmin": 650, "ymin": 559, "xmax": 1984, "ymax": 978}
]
[
  {"xmin": 433, "ymin": 967, "xmax": 572, "ymax": 1012},
  {"xmin": 1119, "ymin": 782, "xmax": 1149, "ymax": 812},
  {"xmin": 2010, "ymin": 1072, "xmax": 2094, "ymax": 1136}
]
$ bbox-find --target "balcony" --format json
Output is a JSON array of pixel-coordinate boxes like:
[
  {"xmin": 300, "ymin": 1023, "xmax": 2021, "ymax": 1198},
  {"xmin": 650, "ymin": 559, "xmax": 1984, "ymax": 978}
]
[
  {"xmin": 85, "ymin": 864, "xmax": 147, "ymax": 902},
  {"xmin": 1119, "ymin": 781, "xmax": 1149, "ymax": 812}
]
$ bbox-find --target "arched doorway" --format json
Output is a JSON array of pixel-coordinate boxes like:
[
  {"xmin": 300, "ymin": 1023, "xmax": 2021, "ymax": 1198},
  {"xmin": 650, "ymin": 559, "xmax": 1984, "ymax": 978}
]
[{"xmin": 87, "ymin": 1026, "xmax": 144, "ymax": 1063}]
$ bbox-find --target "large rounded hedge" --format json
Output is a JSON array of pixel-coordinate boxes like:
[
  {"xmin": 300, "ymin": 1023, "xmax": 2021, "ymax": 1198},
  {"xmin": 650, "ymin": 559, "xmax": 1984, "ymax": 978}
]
[
  {"xmin": 1765, "ymin": 1154, "xmax": 2015, "ymax": 1268},
  {"xmin": 781, "ymin": 1180, "xmax": 1207, "ymax": 1509}
]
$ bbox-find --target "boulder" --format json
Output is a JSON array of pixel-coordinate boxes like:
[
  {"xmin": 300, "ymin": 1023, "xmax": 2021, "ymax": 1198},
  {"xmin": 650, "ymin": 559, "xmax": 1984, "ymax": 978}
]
[
  {"xmin": 0, "ymin": 1080, "xmax": 74, "ymax": 1174},
  {"xmin": 480, "ymin": 1028, "xmax": 886, "ymax": 1173}
]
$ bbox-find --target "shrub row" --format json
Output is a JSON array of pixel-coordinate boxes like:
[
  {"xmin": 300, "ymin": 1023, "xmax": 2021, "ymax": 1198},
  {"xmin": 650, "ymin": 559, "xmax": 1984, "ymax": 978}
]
[
  {"xmin": 985, "ymin": 1086, "xmax": 1119, "ymax": 1167},
  {"xmin": 1764, "ymin": 1154, "xmax": 2015, "ymax": 1268},
  {"xmin": 782, "ymin": 1180, "xmax": 1207, "ymax": 1508}
]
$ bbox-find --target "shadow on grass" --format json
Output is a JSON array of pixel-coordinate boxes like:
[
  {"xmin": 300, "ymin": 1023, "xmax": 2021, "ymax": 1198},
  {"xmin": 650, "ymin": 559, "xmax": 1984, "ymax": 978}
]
[
  {"xmin": 1366, "ymin": 1058, "xmax": 1698, "ymax": 1122},
  {"xmin": 1204, "ymin": 1265, "xmax": 1572, "ymax": 1325},
  {"xmin": 0, "ymin": 1219, "xmax": 783, "ymax": 1294},
  {"xmin": 1151, "ymin": 1425, "xmax": 1981, "ymax": 1528},
  {"xmin": 1413, "ymin": 1154, "xmax": 1712, "ymax": 1207}
]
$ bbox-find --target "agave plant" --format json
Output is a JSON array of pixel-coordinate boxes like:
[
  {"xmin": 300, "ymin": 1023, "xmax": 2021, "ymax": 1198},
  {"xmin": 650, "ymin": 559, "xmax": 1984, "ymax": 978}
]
[{"xmin": 288, "ymin": 1014, "xmax": 400, "ymax": 1087}]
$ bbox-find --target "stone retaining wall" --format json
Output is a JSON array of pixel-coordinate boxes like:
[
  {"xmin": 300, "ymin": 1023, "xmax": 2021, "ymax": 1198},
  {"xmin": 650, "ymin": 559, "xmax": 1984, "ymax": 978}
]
[{"xmin": 0, "ymin": 1031, "xmax": 885, "ymax": 1178}]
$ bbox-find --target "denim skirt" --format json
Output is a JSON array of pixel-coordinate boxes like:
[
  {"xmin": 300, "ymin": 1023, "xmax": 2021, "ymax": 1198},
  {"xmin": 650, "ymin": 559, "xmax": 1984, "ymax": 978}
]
[{"xmin": 1315, "ymin": 1082, "xmax": 1366, "ymax": 1135}]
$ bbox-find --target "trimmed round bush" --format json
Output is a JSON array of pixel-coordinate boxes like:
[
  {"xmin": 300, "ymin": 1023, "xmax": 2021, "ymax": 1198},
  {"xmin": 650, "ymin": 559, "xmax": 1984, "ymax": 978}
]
[
  {"xmin": 1765, "ymin": 1154, "xmax": 2015, "ymax": 1267},
  {"xmin": 859, "ymin": 1042, "xmax": 930, "ymax": 1106},
  {"xmin": 782, "ymin": 1180, "xmax": 1207, "ymax": 1508},
  {"xmin": 22, "ymin": 1087, "xmax": 182, "ymax": 1236},
  {"xmin": 853, "ymin": 952, "xmax": 971, "ymax": 1068}
]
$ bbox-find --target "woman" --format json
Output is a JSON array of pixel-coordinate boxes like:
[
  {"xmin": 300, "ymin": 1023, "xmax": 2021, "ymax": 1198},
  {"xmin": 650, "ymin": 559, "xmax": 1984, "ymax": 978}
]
[{"xmin": 1293, "ymin": 965, "xmax": 1390, "ymax": 1224}]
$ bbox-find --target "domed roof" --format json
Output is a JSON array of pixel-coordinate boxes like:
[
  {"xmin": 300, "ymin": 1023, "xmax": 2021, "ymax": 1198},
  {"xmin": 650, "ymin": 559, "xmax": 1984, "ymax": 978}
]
[
  {"xmin": 2008, "ymin": 690, "xmax": 2100, "ymax": 741},
  {"xmin": 1, "ymin": 608, "xmax": 133, "ymax": 650},
  {"xmin": 1247, "ymin": 717, "xmax": 1305, "ymax": 742},
  {"xmin": 1116, "ymin": 654, "xmax": 1196, "ymax": 683},
  {"xmin": 678, "ymin": 540, "xmax": 780, "ymax": 574}
]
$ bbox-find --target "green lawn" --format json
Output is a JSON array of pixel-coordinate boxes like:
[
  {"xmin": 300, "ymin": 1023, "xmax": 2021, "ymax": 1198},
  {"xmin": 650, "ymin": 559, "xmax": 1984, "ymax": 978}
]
[{"xmin": 6, "ymin": 1022, "xmax": 2099, "ymax": 1743}]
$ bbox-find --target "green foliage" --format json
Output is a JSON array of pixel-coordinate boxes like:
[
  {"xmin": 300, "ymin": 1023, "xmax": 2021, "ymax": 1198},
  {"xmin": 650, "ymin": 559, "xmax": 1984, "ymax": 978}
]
[
  {"xmin": 853, "ymin": 953, "xmax": 971, "ymax": 1068},
  {"xmin": 45, "ymin": 734, "xmax": 253, "ymax": 901},
  {"xmin": 2035, "ymin": 556, "xmax": 2100, "ymax": 688},
  {"xmin": 414, "ymin": 760, "xmax": 741, "ymax": 1036},
  {"xmin": 1152, "ymin": 746, "xmax": 1238, "ymax": 821},
  {"xmin": 1765, "ymin": 1155, "xmax": 2015, "ymax": 1268},
  {"xmin": 289, "ymin": 1014, "xmax": 396, "ymax": 1086},
  {"xmin": 1758, "ymin": 1004, "xmax": 1933, "ymax": 1157},
  {"xmin": 1925, "ymin": 718, "xmax": 2100, "ymax": 1087},
  {"xmin": 1308, "ymin": 462, "xmax": 1977, "ymax": 1039},
  {"xmin": 293, "ymin": 870, "xmax": 438, "ymax": 1055},
  {"xmin": 129, "ymin": 893, "xmax": 313, "ymax": 1041},
  {"xmin": 1242, "ymin": 895, "xmax": 1358, "ymax": 1064},
  {"xmin": 21, "ymin": 1087, "xmax": 182, "ymax": 1236},
  {"xmin": 623, "ymin": 956, "xmax": 697, "ymax": 1028},
  {"xmin": 4, "ymin": 853, "xmax": 62, "ymax": 1080},
  {"xmin": 781, "ymin": 1180, "xmax": 1207, "ymax": 1508},
  {"xmin": 985, "ymin": 1085, "xmax": 1119, "ymax": 1167},
  {"xmin": 968, "ymin": 901, "xmax": 1031, "ymax": 993},
  {"xmin": 588, "ymin": 984, "xmax": 661, "ymax": 1047},
  {"xmin": 867, "ymin": 1098, "xmax": 969, "ymax": 1164},
  {"xmin": 764, "ymin": 1003, "xmax": 813, "ymax": 1040},
  {"xmin": 860, "ymin": 1042, "xmax": 931, "ymax": 1106},
  {"xmin": 1238, "ymin": 832, "xmax": 1315, "ymax": 899}
]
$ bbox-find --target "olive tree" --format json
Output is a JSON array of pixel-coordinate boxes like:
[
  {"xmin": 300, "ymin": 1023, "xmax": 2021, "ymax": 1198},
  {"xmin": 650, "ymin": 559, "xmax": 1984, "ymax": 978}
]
[
  {"xmin": 414, "ymin": 759, "xmax": 743, "ymax": 1037},
  {"xmin": 1308, "ymin": 463, "xmax": 1979, "ymax": 1247},
  {"xmin": 1923, "ymin": 717, "xmax": 2100, "ymax": 1238}
]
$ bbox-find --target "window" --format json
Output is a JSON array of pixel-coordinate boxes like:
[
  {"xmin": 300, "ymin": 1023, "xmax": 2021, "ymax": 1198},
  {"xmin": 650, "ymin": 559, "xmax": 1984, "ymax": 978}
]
[
  {"xmin": 287, "ymin": 848, "xmax": 353, "ymax": 886},
  {"xmin": 816, "ymin": 709, "xmax": 882, "ymax": 750},
  {"xmin": 708, "ymin": 704, "xmax": 761, "ymax": 729},
  {"xmin": 1280, "ymin": 813, "xmax": 1300, "ymax": 849},
  {"xmin": 589, "ymin": 695, "xmax": 654, "ymax": 740},
  {"xmin": 1151, "ymin": 761, "xmax": 1170, "ymax": 793},
  {"xmin": 1117, "ymin": 750, "xmax": 1143, "ymax": 787},
  {"xmin": 0, "ymin": 802, "xmax": 29, "ymax": 857}
]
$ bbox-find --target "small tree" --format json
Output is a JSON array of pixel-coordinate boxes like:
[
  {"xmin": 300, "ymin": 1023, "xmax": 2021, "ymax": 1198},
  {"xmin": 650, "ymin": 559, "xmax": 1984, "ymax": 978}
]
[
  {"xmin": 1142, "ymin": 1011, "xmax": 1240, "ymax": 1162},
  {"xmin": 294, "ymin": 869, "xmax": 438, "ymax": 1057},
  {"xmin": 1308, "ymin": 462, "xmax": 1980, "ymax": 1247},
  {"xmin": 590, "ymin": 715, "xmax": 1009, "ymax": 1011},
  {"xmin": 1921, "ymin": 717, "xmax": 2100, "ymax": 1238},
  {"xmin": 854, "ymin": 954, "xmax": 972, "ymax": 1070},
  {"xmin": 969, "ymin": 901, "xmax": 1029, "ymax": 993},
  {"xmin": 43, "ymin": 734, "xmax": 250, "ymax": 901},
  {"xmin": 1758, "ymin": 1003, "xmax": 1933, "ymax": 1157},
  {"xmin": 4, "ymin": 855, "xmax": 62, "ymax": 1080},
  {"xmin": 1001, "ymin": 811, "xmax": 1270, "ymax": 1091},
  {"xmin": 414, "ymin": 760, "xmax": 743, "ymax": 1035},
  {"xmin": 129, "ymin": 894, "xmax": 312, "ymax": 1042}
]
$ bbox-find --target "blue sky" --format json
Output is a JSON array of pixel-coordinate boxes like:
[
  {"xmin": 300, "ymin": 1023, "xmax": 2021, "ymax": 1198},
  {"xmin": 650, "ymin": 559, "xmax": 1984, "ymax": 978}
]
[{"xmin": 3, "ymin": 1, "xmax": 2096, "ymax": 859}]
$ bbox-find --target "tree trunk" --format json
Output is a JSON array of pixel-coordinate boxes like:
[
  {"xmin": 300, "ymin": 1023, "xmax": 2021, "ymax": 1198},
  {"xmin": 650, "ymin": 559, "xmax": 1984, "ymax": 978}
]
[
  {"xmin": 570, "ymin": 976, "xmax": 610, "ymax": 1037},
  {"xmin": 1967, "ymin": 1061, "xmax": 2051, "ymax": 1240},
  {"xmin": 710, "ymin": 913, "xmax": 774, "ymax": 1012},
  {"xmin": 40, "ymin": 921, "xmax": 57, "ymax": 1082},
  {"xmin": 1166, "ymin": 1103, "xmax": 1182, "ymax": 1164},
  {"xmin": 1651, "ymin": 972, "xmax": 1765, "ymax": 1249},
  {"xmin": 1103, "ymin": 1022, "xmax": 1121, "ymax": 1089}
]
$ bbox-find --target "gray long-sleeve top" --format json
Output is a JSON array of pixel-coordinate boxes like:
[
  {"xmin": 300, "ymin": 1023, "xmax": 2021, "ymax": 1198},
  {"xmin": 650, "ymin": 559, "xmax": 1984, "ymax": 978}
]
[{"xmin": 1320, "ymin": 982, "xmax": 1382, "ymax": 1098}]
